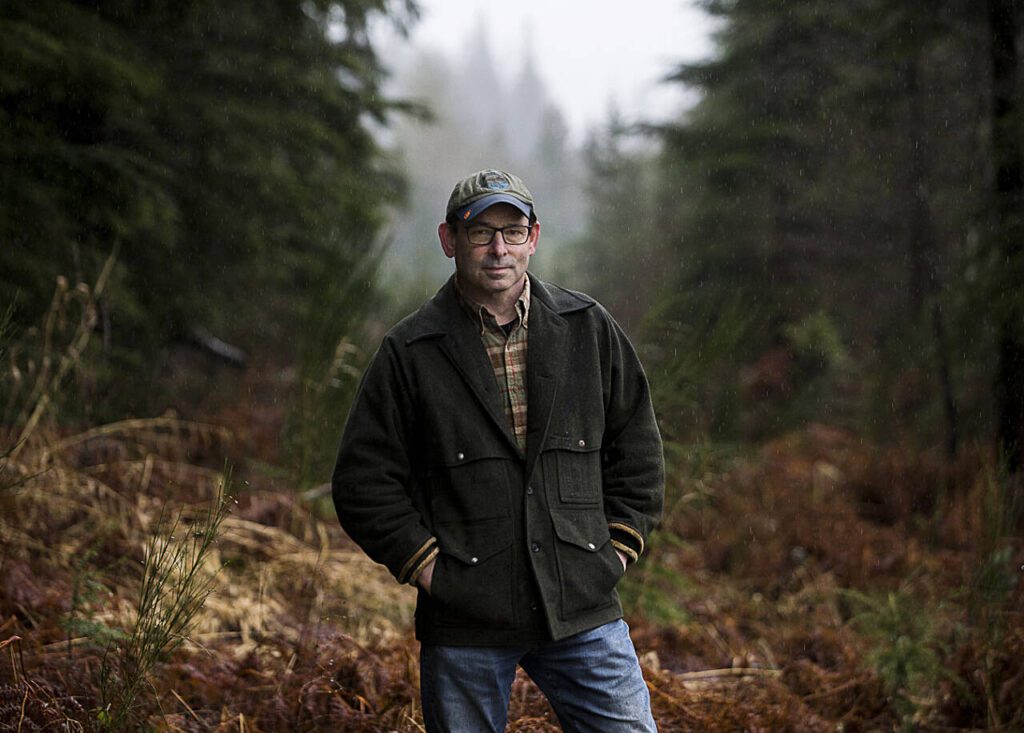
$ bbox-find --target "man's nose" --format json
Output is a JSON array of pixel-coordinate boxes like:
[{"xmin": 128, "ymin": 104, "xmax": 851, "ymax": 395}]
[{"xmin": 488, "ymin": 231, "xmax": 510, "ymax": 255}]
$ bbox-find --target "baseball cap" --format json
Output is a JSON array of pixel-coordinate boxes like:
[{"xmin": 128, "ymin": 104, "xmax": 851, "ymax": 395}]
[{"xmin": 446, "ymin": 169, "xmax": 535, "ymax": 223}]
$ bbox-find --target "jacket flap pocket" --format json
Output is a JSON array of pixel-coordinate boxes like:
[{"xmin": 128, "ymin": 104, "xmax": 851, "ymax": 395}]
[
  {"xmin": 432, "ymin": 444, "xmax": 509, "ymax": 467},
  {"xmin": 545, "ymin": 433, "xmax": 601, "ymax": 453},
  {"xmin": 438, "ymin": 519, "xmax": 512, "ymax": 565},
  {"xmin": 550, "ymin": 510, "xmax": 610, "ymax": 551}
]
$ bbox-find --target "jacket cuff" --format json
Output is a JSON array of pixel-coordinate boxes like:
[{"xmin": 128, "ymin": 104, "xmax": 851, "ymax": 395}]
[
  {"xmin": 608, "ymin": 522, "xmax": 644, "ymax": 564},
  {"xmin": 399, "ymin": 537, "xmax": 439, "ymax": 584}
]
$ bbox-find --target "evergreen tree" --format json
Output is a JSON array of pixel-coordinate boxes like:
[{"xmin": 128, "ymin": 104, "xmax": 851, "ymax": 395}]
[
  {"xmin": 988, "ymin": 0, "xmax": 1024, "ymax": 476},
  {"xmin": 1, "ymin": 0, "xmax": 414, "ymax": 409},
  {"xmin": 570, "ymin": 111, "xmax": 662, "ymax": 329},
  {"xmin": 649, "ymin": 0, "xmax": 1004, "ymax": 446}
]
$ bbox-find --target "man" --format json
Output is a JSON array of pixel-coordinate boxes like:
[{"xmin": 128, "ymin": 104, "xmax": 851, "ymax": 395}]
[{"xmin": 332, "ymin": 169, "xmax": 664, "ymax": 732}]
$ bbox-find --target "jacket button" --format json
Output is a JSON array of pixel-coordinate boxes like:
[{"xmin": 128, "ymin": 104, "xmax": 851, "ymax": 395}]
[
  {"xmin": 456, "ymin": 452, "xmax": 465, "ymax": 461},
  {"xmin": 587, "ymin": 542, "xmax": 596, "ymax": 550},
  {"xmin": 578, "ymin": 439, "xmax": 586, "ymax": 448},
  {"xmin": 526, "ymin": 486, "xmax": 534, "ymax": 495},
  {"xmin": 531, "ymin": 543, "xmax": 540, "ymax": 553},
  {"xmin": 470, "ymin": 557, "xmax": 479, "ymax": 564}
]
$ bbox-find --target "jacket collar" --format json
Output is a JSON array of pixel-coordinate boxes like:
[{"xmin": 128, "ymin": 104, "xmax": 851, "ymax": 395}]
[
  {"xmin": 405, "ymin": 273, "xmax": 595, "ymax": 471},
  {"xmin": 404, "ymin": 273, "xmax": 595, "ymax": 343}
]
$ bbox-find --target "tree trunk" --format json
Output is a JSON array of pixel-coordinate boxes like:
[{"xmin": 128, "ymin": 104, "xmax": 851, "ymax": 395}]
[
  {"xmin": 989, "ymin": 0, "xmax": 1024, "ymax": 476},
  {"xmin": 904, "ymin": 58, "xmax": 960, "ymax": 460}
]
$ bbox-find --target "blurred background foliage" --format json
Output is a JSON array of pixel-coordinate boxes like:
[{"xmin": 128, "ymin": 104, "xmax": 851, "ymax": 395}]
[
  {"xmin": 581, "ymin": 0, "xmax": 1022, "ymax": 477},
  {"xmin": 1, "ymin": 0, "xmax": 414, "ymax": 424},
  {"xmin": 2, "ymin": 0, "xmax": 1022, "ymax": 487}
]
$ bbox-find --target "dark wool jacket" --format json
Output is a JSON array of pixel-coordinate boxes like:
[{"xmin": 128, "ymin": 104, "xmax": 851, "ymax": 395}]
[{"xmin": 331, "ymin": 274, "xmax": 664, "ymax": 646}]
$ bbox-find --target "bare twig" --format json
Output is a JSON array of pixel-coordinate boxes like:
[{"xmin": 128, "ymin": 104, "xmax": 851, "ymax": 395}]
[{"xmin": 676, "ymin": 666, "xmax": 781, "ymax": 682}]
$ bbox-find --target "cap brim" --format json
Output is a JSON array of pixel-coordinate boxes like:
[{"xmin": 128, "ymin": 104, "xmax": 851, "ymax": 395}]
[{"xmin": 453, "ymin": 193, "xmax": 533, "ymax": 222}]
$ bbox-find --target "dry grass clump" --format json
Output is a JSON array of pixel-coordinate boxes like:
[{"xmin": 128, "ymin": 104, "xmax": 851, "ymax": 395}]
[
  {"xmin": 0, "ymin": 272, "xmax": 421, "ymax": 729},
  {"xmin": 631, "ymin": 423, "xmax": 1023, "ymax": 731},
  {"xmin": 154, "ymin": 629, "xmax": 420, "ymax": 732},
  {"xmin": 3, "ymin": 401, "xmax": 1022, "ymax": 731},
  {"xmin": 0, "ymin": 410, "xmax": 831, "ymax": 730},
  {"xmin": 4, "ymin": 412, "xmax": 1022, "ymax": 730},
  {"xmin": 0, "ymin": 413, "xmax": 417, "ymax": 730}
]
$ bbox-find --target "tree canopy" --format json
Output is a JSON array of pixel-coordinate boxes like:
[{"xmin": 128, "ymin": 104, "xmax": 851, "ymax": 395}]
[
  {"xmin": 569, "ymin": 0, "xmax": 1022, "ymax": 465},
  {"xmin": 1, "ymin": 0, "xmax": 414, "ymax": 366}
]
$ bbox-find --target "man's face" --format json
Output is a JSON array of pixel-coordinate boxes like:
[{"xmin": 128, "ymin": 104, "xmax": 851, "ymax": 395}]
[{"xmin": 438, "ymin": 203, "xmax": 539, "ymax": 304}]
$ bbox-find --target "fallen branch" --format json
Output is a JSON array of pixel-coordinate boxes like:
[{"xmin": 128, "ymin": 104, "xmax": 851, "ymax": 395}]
[{"xmin": 676, "ymin": 667, "xmax": 781, "ymax": 681}]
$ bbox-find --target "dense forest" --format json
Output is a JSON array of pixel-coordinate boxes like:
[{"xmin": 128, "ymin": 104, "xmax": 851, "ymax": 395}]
[{"xmin": 2, "ymin": 0, "xmax": 1022, "ymax": 730}]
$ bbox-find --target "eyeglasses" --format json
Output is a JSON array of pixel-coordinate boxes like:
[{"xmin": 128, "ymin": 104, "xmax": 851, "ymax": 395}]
[{"xmin": 461, "ymin": 223, "xmax": 532, "ymax": 246}]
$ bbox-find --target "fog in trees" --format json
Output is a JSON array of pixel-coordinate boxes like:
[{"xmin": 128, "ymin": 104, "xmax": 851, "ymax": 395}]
[{"xmin": 379, "ymin": 24, "xmax": 585, "ymax": 298}]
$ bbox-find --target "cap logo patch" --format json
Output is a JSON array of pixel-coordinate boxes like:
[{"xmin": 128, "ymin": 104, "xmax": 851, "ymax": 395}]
[
  {"xmin": 482, "ymin": 170, "xmax": 510, "ymax": 191},
  {"xmin": 463, "ymin": 209, "xmax": 472, "ymax": 220}
]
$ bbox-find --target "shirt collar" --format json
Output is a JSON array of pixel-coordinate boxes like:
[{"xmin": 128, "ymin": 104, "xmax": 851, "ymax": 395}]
[{"xmin": 455, "ymin": 274, "xmax": 531, "ymax": 335}]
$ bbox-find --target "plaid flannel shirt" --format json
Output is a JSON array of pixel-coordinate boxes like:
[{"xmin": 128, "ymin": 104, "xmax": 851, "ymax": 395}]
[{"xmin": 457, "ymin": 276, "xmax": 530, "ymax": 452}]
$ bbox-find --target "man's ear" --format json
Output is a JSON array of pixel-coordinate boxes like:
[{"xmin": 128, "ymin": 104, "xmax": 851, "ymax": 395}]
[
  {"xmin": 527, "ymin": 221, "xmax": 540, "ymax": 255},
  {"xmin": 438, "ymin": 221, "xmax": 456, "ymax": 258}
]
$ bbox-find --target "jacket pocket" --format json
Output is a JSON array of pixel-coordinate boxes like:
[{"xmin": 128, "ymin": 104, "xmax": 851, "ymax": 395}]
[
  {"xmin": 545, "ymin": 434, "xmax": 603, "ymax": 505},
  {"xmin": 429, "ymin": 447, "xmax": 513, "ymax": 522},
  {"xmin": 550, "ymin": 509, "xmax": 622, "ymax": 620},
  {"xmin": 431, "ymin": 518, "xmax": 515, "ymax": 629}
]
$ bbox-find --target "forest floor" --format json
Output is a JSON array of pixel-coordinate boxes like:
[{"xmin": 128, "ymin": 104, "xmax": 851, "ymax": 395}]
[{"xmin": 2, "ymin": 401, "xmax": 1023, "ymax": 731}]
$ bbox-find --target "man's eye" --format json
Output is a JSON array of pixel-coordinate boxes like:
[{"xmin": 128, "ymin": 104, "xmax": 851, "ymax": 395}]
[{"xmin": 467, "ymin": 227, "xmax": 491, "ymax": 238}]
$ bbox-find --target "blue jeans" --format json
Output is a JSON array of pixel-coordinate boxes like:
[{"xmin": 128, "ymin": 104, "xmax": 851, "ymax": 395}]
[{"xmin": 419, "ymin": 619, "xmax": 657, "ymax": 732}]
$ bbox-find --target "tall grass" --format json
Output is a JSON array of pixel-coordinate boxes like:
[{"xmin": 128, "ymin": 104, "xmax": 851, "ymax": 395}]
[
  {"xmin": 291, "ymin": 336, "xmax": 363, "ymax": 492},
  {"xmin": 967, "ymin": 458, "xmax": 1022, "ymax": 730},
  {"xmin": 3, "ymin": 253, "xmax": 116, "ymax": 455},
  {"xmin": 1, "ymin": 264, "xmax": 236, "ymax": 729},
  {"xmin": 97, "ymin": 481, "xmax": 232, "ymax": 730}
]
